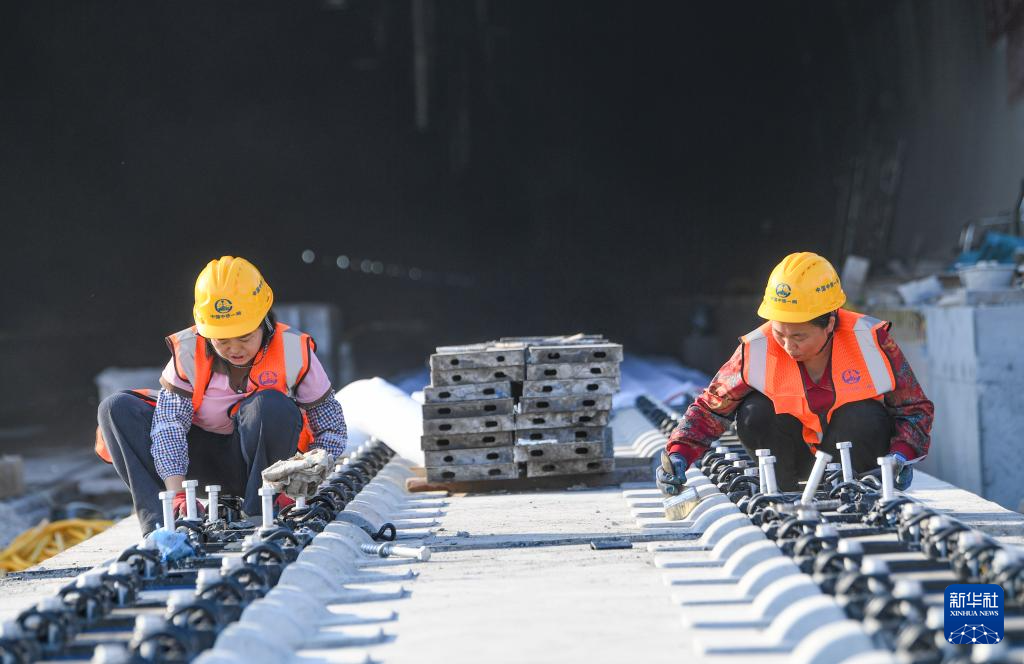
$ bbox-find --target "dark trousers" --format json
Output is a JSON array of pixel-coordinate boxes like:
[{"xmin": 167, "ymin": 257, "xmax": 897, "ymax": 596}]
[
  {"xmin": 97, "ymin": 389, "xmax": 302, "ymax": 534},
  {"xmin": 735, "ymin": 390, "xmax": 891, "ymax": 491}
]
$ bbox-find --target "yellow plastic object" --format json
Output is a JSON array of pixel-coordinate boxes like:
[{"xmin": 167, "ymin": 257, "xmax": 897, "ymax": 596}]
[
  {"xmin": 0, "ymin": 519, "xmax": 114, "ymax": 574},
  {"xmin": 756, "ymin": 252, "xmax": 847, "ymax": 323},
  {"xmin": 193, "ymin": 256, "xmax": 273, "ymax": 339}
]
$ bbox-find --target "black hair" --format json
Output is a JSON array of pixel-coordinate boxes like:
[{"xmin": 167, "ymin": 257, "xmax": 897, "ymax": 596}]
[
  {"xmin": 206, "ymin": 310, "xmax": 277, "ymax": 371},
  {"xmin": 808, "ymin": 310, "xmax": 837, "ymax": 329}
]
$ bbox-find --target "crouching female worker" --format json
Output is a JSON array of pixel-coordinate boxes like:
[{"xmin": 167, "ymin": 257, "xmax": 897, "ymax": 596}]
[
  {"xmin": 656, "ymin": 252, "xmax": 934, "ymax": 495},
  {"xmin": 96, "ymin": 256, "xmax": 347, "ymax": 534}
]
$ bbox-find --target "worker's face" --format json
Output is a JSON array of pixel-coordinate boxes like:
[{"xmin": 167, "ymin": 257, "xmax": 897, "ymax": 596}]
[
  {"xmin": 770, "ymin": 318, "xmax": 834, "ymax": 362},
  {"xmin": 210, "ymin": 327, "xmax": 264, "ymax": 366}
]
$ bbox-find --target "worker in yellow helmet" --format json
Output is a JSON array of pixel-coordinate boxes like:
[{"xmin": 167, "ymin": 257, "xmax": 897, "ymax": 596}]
[
  {"xmin": 656, "ymin": 252, "xmax": 934, "ymax": 494},
  {"xmin": 96, "ymin": 257, "xmax": 347, "ymax": 534}
]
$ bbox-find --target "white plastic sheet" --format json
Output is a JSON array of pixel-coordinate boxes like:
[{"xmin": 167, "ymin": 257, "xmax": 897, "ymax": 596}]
[{"xmin": 334, "ymin": 378, "xmax": 425, "ymax": 466}]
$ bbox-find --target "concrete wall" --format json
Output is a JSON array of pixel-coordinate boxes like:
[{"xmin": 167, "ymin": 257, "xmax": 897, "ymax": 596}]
[
  {"xmin": 886, "ymin": 1, "xmax": 1024, "ymax": 261},
  {"xmin": 921, "ymin": 303, "xmax": 1024, "ymax": 510}
]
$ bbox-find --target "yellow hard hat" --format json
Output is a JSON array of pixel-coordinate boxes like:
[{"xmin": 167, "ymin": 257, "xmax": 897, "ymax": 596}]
[
  {"xmin": 193, "ymin": 256, "xmax": 274, "ymax": 339},
  {"xmin": 756, "ymin": 252, "xmax": 846, "ymax": 322}
]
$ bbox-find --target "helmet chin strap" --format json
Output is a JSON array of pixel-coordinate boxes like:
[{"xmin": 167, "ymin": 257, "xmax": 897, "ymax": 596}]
[
  {"xmin": 222, "ymin": 319, "xmax": 273, "ymax": 369},
  {"xmin": 812, "ymin": 314, "xmax": 836, "ymax": 357},
  {"xmin": 813, "ymin": 330, "xmax": 834, "ymax": 357}
]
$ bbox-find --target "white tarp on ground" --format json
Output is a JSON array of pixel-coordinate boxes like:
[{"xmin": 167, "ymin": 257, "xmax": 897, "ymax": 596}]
[
  {"xmin": 389, "ymin": 355, "xmax": 710, "ymax": 411},
  {"xmin": 613, "ymin": 355, "xmax": 709, "ymax": 410},
  {"xmin": 335, "ymin": 378, "xmax": 424, "ymax": 466}
]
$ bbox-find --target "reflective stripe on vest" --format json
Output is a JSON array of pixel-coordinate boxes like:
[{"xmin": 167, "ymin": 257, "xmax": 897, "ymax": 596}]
[
  {"xmin": 281, "ymin": 327, "xmax": 308, "ymax": 396},
  {"xmin": 741, "ymin": 309, "xmax": 895, "ymax": 449},
  {"xmin": 167, "ymin": 328, "xmax": 199, "ymax": 388}
]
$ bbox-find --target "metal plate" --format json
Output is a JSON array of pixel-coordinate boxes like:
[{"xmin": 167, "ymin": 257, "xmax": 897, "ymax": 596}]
[
  {"xmin": 525, "ymin": 363, "xmax": 620, "ymax": 381},
  {"xmin": 515, "ymin": 410, "xmax": 609, "ymax": 430},
  {"xmin": 431, "ymin": 366, "xmax": 525, "ymax": 386},
  {"xmin": 518, "ymin": 394, "xmax": 613, "ymax": 413},
  {"xmin": 498, "ymin": 335, "xmax": 607, "ymax": 344},
  {"xmin": 422, "ymin": 398, "xmax": 514, "ymax": 420},
  {"xmin": 525, "ymin": 458, "xmax": 615, "ymax": 478},
  {"xmin": 425, "ymin": 463, "xmax": 520, "ymax": 483},
  {"xmin": 422, "ymin": 414, "xmax": 515, "ymax": 436},
  {"xmin": 513, "ymin": 439, "xmax": 608, "ymax": 463},
  {"xmin": 420, "ymin": 430, "xmax": 515, "ymax": 451},
  {"xmin": 526, "ymin": 343, "xmax": 623, "ymax": 365},
  {"xmin": 521, "ymin": 378, "xmax": 619, "ymax": 397},
  {"xmin": 423, "ymin": 381, "xmax": 513, "ymax": 403},
  {"xmin": 424, "ymin": 446, "xmax": 515, "ymax": 466},
  {"xmin": 515, "ymin": 426, "xmax": 608, "ymax": 444},
  {"xmin": 429, "ymin": 348, "xmax": 525, "ymax": 372}
]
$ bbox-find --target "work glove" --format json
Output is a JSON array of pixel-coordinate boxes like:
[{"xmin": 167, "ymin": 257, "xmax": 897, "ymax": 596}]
[
  {"xmin": 261, "ymin": 449, "xmax": 335, "ymax": 500},
  {"xmin": 655, "ymin": 451, "xmax": 690, "ymax": 496},
  {"xmin": 893, "ymin": 453, "xmax": 913, "ymax": 491},
  {"xmin": 274, "ymin": 494, "xmax": 296, "ymax": 513},
  {"xmin": 172, "ymin": 491, "xmax": 207, "ymax": 520}
]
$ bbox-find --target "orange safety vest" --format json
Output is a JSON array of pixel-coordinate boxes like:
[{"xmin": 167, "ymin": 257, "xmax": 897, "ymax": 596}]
[
  {"xmin": 740, "ymin": 309, "xmax": 895, "ymax": 451},
  {"xmin": 95, "ymin": 322, "xmax": 316, "ymax": 464}
]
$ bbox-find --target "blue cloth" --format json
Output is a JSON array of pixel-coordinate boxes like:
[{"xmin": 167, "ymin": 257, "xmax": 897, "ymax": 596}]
[
  {"xmin": 954, "ymin": 232, "xmax": 1024, "ymax": 267},
  {"xmin": 146, "ymin": 529, "xmax": 195, "ymax": 563}
]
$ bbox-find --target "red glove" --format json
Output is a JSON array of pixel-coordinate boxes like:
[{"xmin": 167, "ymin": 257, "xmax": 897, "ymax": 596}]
[
  {"xmin": 274, "ymin": 494, "xmax": 295, "ymax": 512},
  {"xmin": 172, "ymin": 491, "xmax": 207, "ymax": 520}
]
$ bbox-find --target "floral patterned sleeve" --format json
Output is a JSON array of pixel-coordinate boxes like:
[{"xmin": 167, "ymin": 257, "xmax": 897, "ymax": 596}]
[
  {"xmin": 665, "ymin": 344, "xmax": 752, "ymax": 465},
  {"xmin": 876, "ymin": 326, "xmax": 933, "ymax": 462}
]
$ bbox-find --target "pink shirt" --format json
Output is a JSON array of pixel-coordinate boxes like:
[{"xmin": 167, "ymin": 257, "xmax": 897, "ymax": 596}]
[{"xmin": 160, "ymin": 351, "xmax": 333, "ymax": 435}]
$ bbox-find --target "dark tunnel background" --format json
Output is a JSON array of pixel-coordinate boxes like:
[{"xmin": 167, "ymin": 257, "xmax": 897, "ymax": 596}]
[{"xmin": 1, "ymin": 0, "xmax": 1019, "ymax": 449}]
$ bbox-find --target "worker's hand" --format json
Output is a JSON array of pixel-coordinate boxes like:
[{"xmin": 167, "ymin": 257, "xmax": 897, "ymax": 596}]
[
  {"xmin": 274, "ymin": 494, "xmax": 296, "ymax": 513},
  {"xmin": 893, "ymin": 453, "xmax": 913, "ymax": 491},
  {"xmin": 656, "ymin": 451, "xmax": 689, "ymax": 496},
  {"xmin": 172, "ymin": 491, "xmax": 207, "ymax": 520}
]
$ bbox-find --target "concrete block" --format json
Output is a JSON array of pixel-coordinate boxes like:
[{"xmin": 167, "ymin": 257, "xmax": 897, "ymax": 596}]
[
  {"xmin": 422, "ymin": 398, "xmax": 513, "ymax": 420},
  {"xmin": 654, "ymin": 526, "xmax": 763, "ymax": 568},
  {"xmin": 430, "ymin": 348, "xmax": 525, "ymax": 371},
  {"xmin": 516, "ymin": 426, "xmax": 607, "ymax": 444},
  {"xmin": 424, "ymin": 447, "xmax": 515, "ymax": 467},
  {"xmin": 662, "ymin": 540, "xmax": 782, "ymax": 586},
  {"xmin": 526, "ymin": 343, "xmax": 623, "ymax": 365},
  {"xmin": 420, "ymin": 431, "xmax": 515, "ymax": 451},
  {"xmin": 423, "ymin": 381, "xmax": 513, "ymax": 403},
  {"xmin": 522, "ymin": 378, "xmax": 619, "ymax": 397},
  {"xmin": 518, "ymin": 394, "xmax": 613, "ymax": 413},
  {"xmin": 425, "ymin": 463, "xmax": 519, "ymax": 482},
  {"xmin": 525, "ymin": 458, "xmax": 614, "ymax": 478},
  {"xmin": 0, "ymin": 456, "xmax": 24, "ymax": 500},
  {"xmin": 515, "ymin": 410, "xmax": 609, "ymax": 429},
  {"xmin": 671, "ymin": 557, "xmax": 803, "ymax": 605},
  {"xmin": 525, "ymin": 362, "xmax": 621, "ymax": 381},
  {"xmin": 695, "ymin": 595, "xmax": 845, "ymax": 655},
  {"xmin": 680, "ymin": 575, "xmax": 821, "ymax": 629},
  {"xmin": 422, "ymin": 414, "xmax": 514, "ymax": 436},
  {"xmin": 513, "ymin": 440, "xmax": 608, "ymax": 463},
  {"xmin": 431, "ymin": 366, "xmax": 525, "ymax": 386}
]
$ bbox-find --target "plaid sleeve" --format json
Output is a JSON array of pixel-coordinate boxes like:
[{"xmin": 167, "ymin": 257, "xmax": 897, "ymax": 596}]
[
  {"xmin": 306, "ymin": 396, "xmax": 348, "ymax": 459},
  {"xmin": 150, "ymin": 388, "xmax": 194, "ymax": 480},
  {"xmin": 666, "ymin": 343, "xmax": 752, "ymax": 465},
  {"xmin": 877, "ymin": 327, "xmax": 933, "ymax": 462}
]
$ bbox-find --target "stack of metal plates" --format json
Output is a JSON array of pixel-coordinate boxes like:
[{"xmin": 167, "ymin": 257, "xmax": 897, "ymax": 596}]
[
  {"xmin": 421, "ymin": 342, "xmax": 525, "ymax": 483},
  {"xmin": 507, "ymin": 336, "xmax": 622, "ymax": 478}
]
